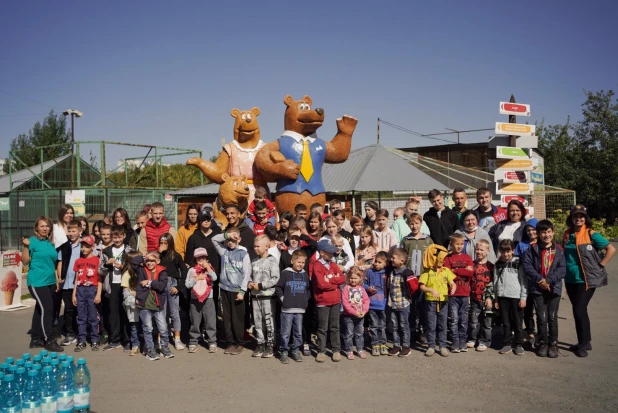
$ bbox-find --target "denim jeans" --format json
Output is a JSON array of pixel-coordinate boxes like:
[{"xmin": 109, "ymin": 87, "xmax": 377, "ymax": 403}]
[
  {"xmin": 341, "ymin": 315, "xmax": 364, "ymax": 352},
  {"xmin": 128, "ymin": 321, "xmax": 142, "ymax": 348},
  {"xmin": 533, "ymin": 293, "xmax": 560, "ymax": 345},
  {"xmin": 367, "ymin": 309, "xmax": 387, "ymax": 346},
  {"xmin": 426, "ymin": 300, "xmax": 448, "ymax": 348},
  {"xmin": 448, "ymin": 296, "xmax": 470, "ymax": 350},
  {"xmin": 139, "ymin": 307, "xmax": 169, "ymax": 350},
  {"xmin": 390, "ymin": 305, "xmax": 411, "ymax": 348},
  {"xmin": 167, "ymin": 278, "xmax": 181, "ymax": 334},
  {"xmin": 468, "ymin": 300, "xmax": 493, "ymax": 346},
  {"xmin": 280, "ymin": 312, "xmax": 303, "ymax": 352}
]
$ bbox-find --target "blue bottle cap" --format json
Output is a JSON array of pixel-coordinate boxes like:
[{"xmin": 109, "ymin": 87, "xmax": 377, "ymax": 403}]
[
  {"xmin": 43, "ymin": 366, "xmax": 52, "ymax": 373},
  {"xmin": 33, "ymin": 355, "xmax": 42, "ymax": 363},
  {"xmin": 39, "ymin": 350, "xmax": 48, "ymax": 357},
  {"xmin": 4, "ymin": 374, "xmax": 14, "ymax": 381},
  {"xmin": 1, "ymin": 362, "xmax": 8, "ymax": 370},
  {"xmin": 49, "ymin": 352, "xmax": 57, "ymax": 359},
  {"xmin": 42, "ymin": 357, "xmax": 51, "ymax": 364},
  {"xmin": 28, "ymin": 370, "xmax": 38, "ymax": 377},
  {"xmin": 67, "ymin": 356, "xmax": 74, "ymax": 362},
  {"xmin": 22, "ymin": 353, "xmax": 31, "ymax": 360},
  {"xmin": 25, "ymin": 361, "xmax": 33, "ymax": 369},
  {"xmin": 50, "ymin": 359, "xmax": 59, "ymax": 366},
  {"xmin": 32, "ymin": 364, "xmax": 42, "ymax": 371},
  {"xmin": 16, "ymin": 360, "xmax": 25, "ymax": 368},
  {"xmin": 61, "ymin": 361, "xmax": 70, "ymax": 368},
  {"xmin": 77, "ymin": 358, "xmax": 87, "ymax": 365},
  {"xmin": 0, "ymin": 372, "xmax": 4, "ymax": 380},
  {"xmin": 16, "ymin": 367, "xmax": 26, "ymax": 375},
  {"xmin": 58, "ymin": 354, "xmax": 67, "ymax": 361},
  {"xmin": 6, "ymin": 357, "xmax": 15, "ymax": 364},
  {"xmin": 8, "ymin": 365, "xmax": 17, "ymax": 373}
]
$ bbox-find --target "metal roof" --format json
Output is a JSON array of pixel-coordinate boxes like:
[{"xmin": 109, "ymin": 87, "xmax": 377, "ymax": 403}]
[
  {"xmin": 0, "ymin": 154, "xmax": 71, "ymax": 194},
  {"xmin": 171, "ymin": 144, "xmax": 447, "ymax": 196}
]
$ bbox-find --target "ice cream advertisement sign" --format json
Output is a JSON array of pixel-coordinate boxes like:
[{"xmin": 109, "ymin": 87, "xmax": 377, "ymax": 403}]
[{"xmin": 1, "ymin": 250, "xmax": 27, "ymax": 311}]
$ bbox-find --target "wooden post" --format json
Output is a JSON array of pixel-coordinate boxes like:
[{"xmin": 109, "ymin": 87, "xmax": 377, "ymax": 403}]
[{"xmin": 508, "ymin": 94, "xmax": 517, "ymax": 147}]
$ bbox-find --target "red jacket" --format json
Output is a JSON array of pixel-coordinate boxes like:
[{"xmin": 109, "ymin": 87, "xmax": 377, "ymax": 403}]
[
  {"xmin": 145, "ymin": 218, "xmax": 172, "ymax": 252},
  {"xmin": 444, "ymin": 252, "xmax": 474, "ymax": 297},
  {"xmin": 312, "ymin": 259, "xmax": 346, "ymax": 306}
]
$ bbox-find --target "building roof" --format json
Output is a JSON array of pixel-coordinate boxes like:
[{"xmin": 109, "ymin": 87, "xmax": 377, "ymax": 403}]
[
  {"xmin": 171, "ymin": 144, "xmax": 447, "ymax": 196},
  {"xmin": 0, "ymin": 154, "xmax": 71, "ymax": 194}
]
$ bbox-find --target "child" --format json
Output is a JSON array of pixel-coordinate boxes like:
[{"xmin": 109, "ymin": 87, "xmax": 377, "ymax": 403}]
[
  {"xmin": 280, "ymin": 225, "xmax": 317, "ymax": 274},
  {"xmin": 307, "ymin": 212, "xmax": 324, "ymax": 240},
  {"xmin": 341, "ymin": 266, "xmax": 370, "ymax": 360},
  {"xmin": 71, "ymin": 236, "xmax": 102, "ymax": 352},
  {"xmin": 419, "ymin": 245, "xmax": 456, "ymax": 357},
  {"xmin": 444, "ymin": 233, "xmax": 474, "ymax": 353},
  {"xmin": 212, "ymin": 227, "xmax": 252, "ymax": 355},
  {"xmin": 134, "ymin": 251, "xmax": 174, "ymax": 360},
  {"xmin": 248, "ymin": 235, "xmax": 281, "ymax": 358},
  {"xmin": 247, "ymin": 186, "xmax": 277, "ymax": 223},
  {"xmin": 77, "ymin": 216, "xmax": 90, "ymax": 236},
  {"xmin": 514, "ymin": 218, "xmax": 539, "ymax": 342},
  {"xmin": 99, "ymin": 225, "xmax": 133, "ymax": 351},
  {"xmin": 312, "ymin": 239, "xmax": 346, "ymax": 362},
  {"xmin": 294, "ymin": 203, "xmax": 308, "ymax": 220},
  {"xmin": 94, "ymin": 222, "xmax": 112, "ymax": 342},
  {"xmin": 386, "ymin": 248, "xmax": 418, "ymax": 357},
  {"xmin": 56, "ymin": 219, "xmax": 82, "ymax": 346},
  {"xmin": 158, "ymin": 233, "xmax": 188, "ymax": 351},
  {"xmin": 355, "ymin": 226, "xmax": 378, "ymax": 270},
  {"xmin": 184, "ymin": 248, "xmax": 218, "ymax": 354},
  {"xmin": 275, "ymin": 250, "xmax": 312, "ymax": 364},
  {"xmin": 364, "ymin": 251, "xmax": 389, "ymax": 356},
  {"xmin": 121, "ymin": 250, "xmax": 143, "ymax": 356},
  {"xmin": 330, "ymin": 234, "xmax": 353, "ymax": 275},
  {"xmin": 523, "ymin": 220, "xmax": 566, "ymax": 358},
  {"xmin": 94, "ymin": 223, "xmax": 112, "ymax": 257},
  {"xmin": 264, "ymin": 225, "xmax": 281, "ymax": 262},
  {"xmin": 493, "ymin": 239, "xmax": 527, "ymax": 355},
  {"xmin": 277, "ymin": 211, "xmax": 294, "ymax": 242},
  {"xmin": 248, "ymin": 201, "xmax": 275, "ymax": 236},
  {"xmin": 373, "ymin": 209, "xmax": 398, "ymax": 252},
  {"xmin": 467, "ymin": 239, "xmax": 495, "ymax": 352},
  {"xmin": 321, "ymin": 217, "xmax": 354, "ymax": 270}
]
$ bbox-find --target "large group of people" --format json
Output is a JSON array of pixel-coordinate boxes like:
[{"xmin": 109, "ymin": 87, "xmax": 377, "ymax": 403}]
[{"xmin": 21, "ymin": 188, "xmax": 615, "ymax": 363}]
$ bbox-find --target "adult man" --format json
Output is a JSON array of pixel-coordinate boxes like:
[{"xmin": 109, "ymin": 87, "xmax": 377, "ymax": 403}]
[
  {"xmin": 139, "ymin": 202, "xmax": 177, "ymax": 254},
  {"xmin": 451, "ymin": 188, "xmax": 468, "ymax": 220},
  {"xmin": 423, "ymin": 189, "xmax": 459, "ymax": 248},
  {"xmin": 473, "ymin": 187, "xmax": 506, "ymax": 232},
  {"xmin": 225, "ymin": 205, "xmax": 257, "ymax": 261},
  {"xmin": 329, "ymin": 199, "xmax": 353, "ymax": 232},
  {"xmin": 391, "ymin": 198, "xmax": 430, "ymax": 243}
]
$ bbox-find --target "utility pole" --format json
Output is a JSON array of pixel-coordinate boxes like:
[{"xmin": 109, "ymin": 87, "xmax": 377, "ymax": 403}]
[
  {"xmin": 377, "ymin": 118, "xmax": 381, "ymax": 144},
  {"xmin": 508, "ymin": 94, "xmax": 517, "ymax": 147},
  {"xmin": 63, "ymin": 109, "xmax": 83, "ymax": 186}
]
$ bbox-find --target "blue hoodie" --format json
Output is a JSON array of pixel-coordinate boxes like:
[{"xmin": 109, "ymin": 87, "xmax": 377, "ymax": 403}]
[
  {"xmin": 363, "ymin": 268, "xmax": 387, "ymax": 310},
  {"xmin": 514, "ymin": 218, "xmax": 539, "ymax": 257}
]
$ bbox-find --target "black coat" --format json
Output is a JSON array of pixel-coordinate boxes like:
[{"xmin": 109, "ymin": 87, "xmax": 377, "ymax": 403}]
[
  {"xmin": 184, "ymin": 226, "xmax": 222, "ymax": 274},
  {"xmin": 423, "ymin": 207, "xmax": 459, "ymax": 248}
]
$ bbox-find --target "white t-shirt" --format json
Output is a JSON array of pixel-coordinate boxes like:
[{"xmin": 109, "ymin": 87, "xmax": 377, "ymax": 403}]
[
  {"xmin": 498, "ymin": 221, "xmax": 522, "ymax": 243},
  {"xmin": 53, "ymin": 224, "xmax": 68, "ymax": 249},
  {"xmin": 111, "ymin": 246, "xmax": 125, "ymax": 284}
]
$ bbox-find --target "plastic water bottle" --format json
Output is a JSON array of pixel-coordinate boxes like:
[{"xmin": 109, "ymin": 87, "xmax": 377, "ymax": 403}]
[
  {"xmin": 2, "ymin": 374, "xmax": 21, "ymax": 413},
  {"xmin": 55, "ymin": 362, "xmax": 73, "ymax": 413},
  {"xmin": 40, "ymin": 366, "xmax": 57, "ymax": 413},
  {"xmin": 32, "ymin": 356, "xmax": 41, "ymax": 365},
  {"xmin": 41, "ymin": 359, "xmax": 50, "ymax": 369},
  {"xmin": 21, "ymin": 354, "xmax": 31, "ymax": 363},
  {"xmin": 24, "ymin": 362, "xmax": 33, "ymax": 372},
  {"xmin": 0, "ymin": 371, "xmax": 5, "ymax": 398},
  {"xmin": 15, "ymin": 361, "xmax": 24, "ymax": 370},
  {"xmin": 21, "ymin": 370, "xmax": 41, "ymax": 413},
  {"xmin": 31, "ymin": 365, "xmax": 41, "ymax": 374},
  {"xmin": 15, "ymin": 367, "xmax": 26, "ymax": 399},
  {"xmin": 73, "ymin": 359, "xmax": 90, "ymax": 413},
  {"xmin": 8, "ymin": 366, "xmax": 17, "ymax": 375},
  {"xmin": 37, "ymin": 351, "xmax": 48, "ymax": 359},
  {"xmin": 1, "ymin": 363, "xmax": 9, "ymax": 374},
  {"xmin": 48, "ymin": 354, "xmax": 57, "ymax": 361},
  {"xmin": 65, "ymin": 358, "xmax": 75, "ymax": 375},
  {"xmin": 49, "ymin": 361, "xmax": 59, "ymax": 382},
  {"xmin": 5, "ymin": 357, "xmax": 15, "ymax": 365},
  {"xmin": 56, "ymin": 356, "xmax": 66, "ymax": 364}
]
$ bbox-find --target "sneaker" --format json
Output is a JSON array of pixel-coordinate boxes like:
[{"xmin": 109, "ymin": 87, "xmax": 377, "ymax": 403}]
[
  {"xmin": 91, "ymin": 342, "xmax": 100, "ymax": 351},
  {"xmin": 332, "ymin": 351, "xmax": 342, "ymax": 362},
  {"xmin": 129, "ymin": 346, "xmax": 140, "ymax": 356},
  {"xmin": 262, "ymin": 346, "xmax": 274, "ymax": 358},
  {"xmin": 439, "ymin": 347, "xmax": 449, "ymax": 357},
  {"xmin": 451, "ymin": 347, "xmax": 460, "ymax": 353},
  {"xmin": 302, "ymin": 344, "xmax": 311, "ymax": 357},
  {"xmin": 380, "ymin": 344, "xmax": 389, "ymax": 356},
  {"xmin": 290, "ymin": 349, "xmax": 302, "ymax": 362},
  {"xmin": 569, "ymin": 342, "xmax": 592, "ymax": 352},
  {"xmin": 103, "ymin": 342, "xmax": 121, "ymax": 351},
  {"xmin": 280, "ymin": 351, "xmax": 290, "ymax": 364},
  {"xmin": 425, "ymin": 347, "xmax": 435, "ymax": 357},
  {"xmin": 548, "ymin": 344, "xmax": 559, "ymax": 359},
  {"xmin": 358, "ymin": 350, "xmax": 368, "ymax": 359},
  {"xmin": 146, "ymin": 349, "xmax": 160, "ymax": 361},
  {"xmin": 460, "ymin": 346, "xmax": 468, "ymax": 352},
  {"xmin": 188, "ymin": 345, "xmax": 198, "ymax": 353},
  {"xmin": 346, "ymin": 351, "xmax": 355, "ymax": 360},
  {"xmin": 315, "ymin": 352, "xmax": 327, "ymax": 363},
  {"xmin": 388, "ymin": 346, "xmax": 401, "ymax": 356},
  {"xmin": 231, "ymin": 345, "xmax": 244, "ymax": 355},
  {"xmin": 371, "ymin": 346, "xmax": 380, "ymax": 357},
  {"xmin": 174, "ymin": 338, "xmax": 185, "ymax": 351},
  {"xmin": 29, "ymin": 339, "xmax": 45, "ymax": 349},
  {"xmin": 252, "ymin": 344, "xmax": 265, "ymax": 357},
  {"xmin": 224, "ymin": 345, "xmax": 234, "ymax": 354},
  {"xmin": 100, "ymin": 335, "xmax": 109, "ymax": 345},
  {"xmin": 208, "ymin": 344, "xmax": 218, "ymax": 353},
  {"xmin": 399, "ymin": 347, "xmax": 411, "ymax": 357},
  {"xmin": 160, "ymin": 346, "xmax": 175, "ymax": 358},
  {"xmin": 74, "ymin": 342, "xmax": 87, "ymax": 352},
  {"xmin": 61, "ymin": 336, "xmax": 77, "ymax": 346},
  {"xmin": 537, "ymin": 346, "xmax": 548, "ymax": 358},
  {"xmin": 45, "ymin": 340, "xmax": 64, "ymax": 352},
  {"xmin": 499, "ymin": 346, "xmax": 512, "ymax": 354},
  {"xmin": 476, "ymin": 344, "xmax": 488, "ymax": 352},
  {"xmin": 574, "ymin": 344, "xmax": 588, "ymax": 358},
  {"xmin": 123, "ymin": 343, "xmax": 131, "ymax": 352},
  {"xmin": 514, "ymin": 345, "xmax": 525, "ymax": 356},
  {"xmin": 419, "ymin": 332, "xmax": 428, "ymax": 345},
  {"xmin": 466, "ymin": 341, "xmax": 475, "ymax": 348}
]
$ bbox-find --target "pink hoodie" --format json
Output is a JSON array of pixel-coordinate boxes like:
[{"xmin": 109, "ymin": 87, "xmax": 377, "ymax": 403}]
[{"xmin": 341, "ymin": 285, "xmax": 370, "ymax": 317}]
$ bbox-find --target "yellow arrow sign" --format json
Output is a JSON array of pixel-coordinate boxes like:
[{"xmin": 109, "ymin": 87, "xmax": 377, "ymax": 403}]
[{"xmin": 495, "ymin": 122, "xmax": 536, "ymax": 137}]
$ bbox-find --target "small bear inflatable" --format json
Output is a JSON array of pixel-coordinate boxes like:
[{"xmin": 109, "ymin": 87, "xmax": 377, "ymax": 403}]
[{"xmin": 212, "ymin": 173, "xmax": 250, "ymax": 227}]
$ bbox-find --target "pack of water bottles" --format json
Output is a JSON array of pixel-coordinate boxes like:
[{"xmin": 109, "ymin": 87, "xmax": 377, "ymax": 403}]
[{"xmin": 0, "ymin": 350, "xmax": 91, "ymax": 413}]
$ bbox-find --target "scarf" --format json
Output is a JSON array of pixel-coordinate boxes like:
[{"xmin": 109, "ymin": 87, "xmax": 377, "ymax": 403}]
[{"xmin": 190, "ymin": 264, "xmax": 212, "ymax": 303}]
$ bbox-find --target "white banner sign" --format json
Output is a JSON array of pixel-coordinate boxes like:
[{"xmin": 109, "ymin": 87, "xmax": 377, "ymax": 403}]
[{"xmin": 0, "ymin": 251, "xmax": 27, "ymax": 311}]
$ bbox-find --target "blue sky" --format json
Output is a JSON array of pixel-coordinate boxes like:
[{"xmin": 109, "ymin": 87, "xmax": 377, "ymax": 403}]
[{"xmin": 1, "ymin": 0, "xmax": 617, "ymax": 169}]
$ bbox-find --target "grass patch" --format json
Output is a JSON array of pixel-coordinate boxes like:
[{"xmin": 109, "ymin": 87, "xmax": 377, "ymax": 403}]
[{"xmin": 21, "ymin": 294, "xmax": 32, "ymax": 300}]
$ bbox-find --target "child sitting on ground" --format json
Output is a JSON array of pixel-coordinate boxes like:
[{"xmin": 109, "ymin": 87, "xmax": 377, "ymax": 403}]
[
  {"xmin": 341, "ymin": 266, "xmax": 370, "ymax": 360},
  {"xmin": 364, "ymin": 251, "xmax": 389, "ymax": 356},
  {"xmin": 467, "ymin": 239, "xmax": 495, "ymax": 352}
]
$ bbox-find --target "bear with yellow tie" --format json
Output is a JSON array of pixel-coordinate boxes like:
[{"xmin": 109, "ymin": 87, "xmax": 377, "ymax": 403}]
[{"xmin": 255, "ymin": 95, "xmax": 358, "ymax": 214}]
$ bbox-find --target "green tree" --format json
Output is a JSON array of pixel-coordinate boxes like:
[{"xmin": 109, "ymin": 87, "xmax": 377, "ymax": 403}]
[
  {"xmin": 107, "ymin": 163, "xmax": 206, "ymax": 188},
  {"xmin": 3, "ymin": 110, "xmax": 72, "ymax": 174}
]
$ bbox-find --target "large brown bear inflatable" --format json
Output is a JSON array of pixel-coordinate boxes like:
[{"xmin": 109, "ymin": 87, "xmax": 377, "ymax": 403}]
[
  {"xmin": 187, "ymin": 107, "xmax": 267, "ymax": 207},
  {"xmin": 255, "ymin": 95, "xmax": 357, "ymax": 214}
]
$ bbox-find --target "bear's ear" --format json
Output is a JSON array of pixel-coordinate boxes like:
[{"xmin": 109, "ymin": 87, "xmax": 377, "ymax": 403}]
[
  {"xmin": 222, "ymin": 173, "xmax": 230, "ymax": 182},
  {"xmin": 283, "ymin": 95, "xmax": 294, "ymax": 107},
  {"xmin": 251, "ymin": 107, "xmax": 260, "ymax": 117},
  {"xmin": 303, "ymin": 95, "xmax": 313, "ymax": 106},
  {"xmin": 230, "ymin": 108, "xmax": 240, "ymax": 118}
]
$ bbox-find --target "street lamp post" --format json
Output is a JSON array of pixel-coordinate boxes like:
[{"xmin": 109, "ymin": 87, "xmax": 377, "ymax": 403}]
[{"xmin": 63, "ymin": 109, "xmax": 83, "ymax": 186}]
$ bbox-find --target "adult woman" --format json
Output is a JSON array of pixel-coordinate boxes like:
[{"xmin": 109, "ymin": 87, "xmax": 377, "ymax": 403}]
[
  {"xmin": 489, "ymin": 199, "xmax": 527, "ymax": 253},
  {"xmin": 455, "ymin": 210, "xmax": 497, "ymax": 263},
  {"xmin": 22, "ymin": 217, "xmax": 63, "ymax": 351},
  {"xmin": 363, "ymin": 201, "xmax": 379, "ymax": 229},
  {"xmin": 53, "ymin": 204, "xmax": 75, "ymax": 248},
  {"xmin": 562, "ymin": 204, "xmax": 615, "ymax": 357},
  {"xmin": 112, "ymin": 207, "xmax": 136, "ymax": 249},
  {"xmin": 175, "ymin": 203, "xmax": 200, "ymax": 260}
]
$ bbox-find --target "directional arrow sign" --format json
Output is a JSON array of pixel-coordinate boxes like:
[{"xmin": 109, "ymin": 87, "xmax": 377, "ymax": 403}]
[
  {"xmin": 500, "ymin": 102, "xmax": 531, "ymax": 116},
  {"xmin": 492, "ymin": 158, "xmax": 535, "ymax": 171},
  {"xmin": 496, "ymin": 146, "xmax": 529, "ymax": 160},
  {"xmin": 495, "ymin": 170, "xmax": 530, "ymax": 183},
  {"xmin": 501, "ymin": 195, "xmax": 528, "ymax": 207},
  {"xmin": 496, "ymin": 182, "xmax": 534, "ymax": 195},
  {"xmin": 495, "ymin": 122, "xmax": 536, "ymax": 137}
]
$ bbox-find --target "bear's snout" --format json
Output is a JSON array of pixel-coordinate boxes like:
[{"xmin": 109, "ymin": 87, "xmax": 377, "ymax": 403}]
[{"xmin": 315, "ymin": 108, "xmax": 324, "ymax": 115}]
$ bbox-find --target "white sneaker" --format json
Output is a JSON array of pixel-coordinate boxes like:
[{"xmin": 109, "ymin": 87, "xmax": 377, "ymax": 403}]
[
  {"xmin": 476, "ymin": 343, "xmax": 488, "ymax": 352},
  {"xmin": 466, "ymin": 341, "xmax": 475, "ymax": 348},
  {"xmin": 188, "ymin": 345, "xmax": 198, "ymax": 353},
  {"xmin": 174, "ymin": 338, "xmax": 185, "ymax": 351}
]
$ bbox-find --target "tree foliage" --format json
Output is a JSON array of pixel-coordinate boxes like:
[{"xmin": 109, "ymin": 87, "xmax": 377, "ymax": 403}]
[
  {"xmin": 538, "ymin": 89, "xmax": 618, "ymax": 222},
  {"xmin": 3, "ymin": 110, "xmax": 72, "ymax": 174},
  {"xmin": 107, "ymin": 163, "xmax": 207, "ymax": 188}
]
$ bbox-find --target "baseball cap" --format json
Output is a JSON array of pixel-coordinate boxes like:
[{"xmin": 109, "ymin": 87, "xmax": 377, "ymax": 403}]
[
  {"xmin": 569, "ymin": 204, "xmax": 588, "ymax": 217},
  {"xmin": 198, "ymin": 209, "xmax": 213, "ymax": 223},
  {"xmin": 193, "ymin": 248, "xmax": 208, "ymax": 258},
  {"xmin": 202, "ymin": 203, "xmax": 214, "ymax": 212},
  {"xmin": 80, "ymin": 235, "xmax": 96, "ymax": 246},
  {"xmin": 317, "ymin": 239, "xmax": 339, "ymax": 253}
]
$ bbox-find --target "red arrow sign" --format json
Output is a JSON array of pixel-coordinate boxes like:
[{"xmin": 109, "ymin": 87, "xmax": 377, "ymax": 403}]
[
  {"xmin": 502, "ymin": 103, "xmax": 527, "ymax": 113},
  {"xmin": 504, "ymin": 171, "xmax": 527, "ymax": 180},
  {"xmin": 501, "ymin": 195, "xmax": 528, "ymax": 206}
]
